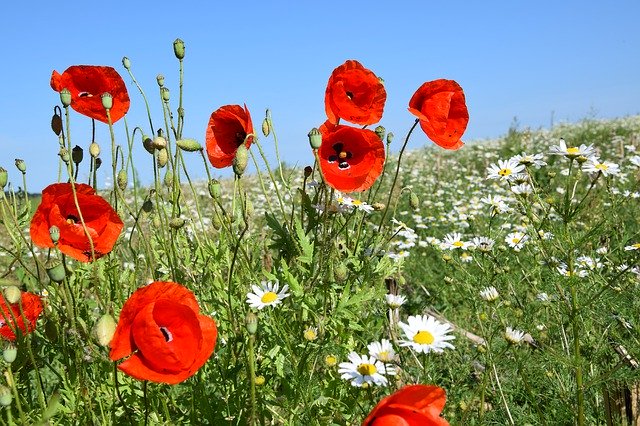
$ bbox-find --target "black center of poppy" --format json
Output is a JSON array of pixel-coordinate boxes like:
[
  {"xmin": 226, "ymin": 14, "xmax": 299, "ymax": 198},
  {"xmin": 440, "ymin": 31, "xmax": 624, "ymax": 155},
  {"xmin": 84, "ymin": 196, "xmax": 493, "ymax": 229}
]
[
  {"xmin": 236, "ymin": 131, "xmax": 247, "ymax": 147},
  {"xmin": 327, "ymin": 142, "xmax": 352, "ymax": 170},
  {"xmin": 66, "ymin": 214, "xmax": 80, "ymax": 224},
  {"xmin": 78, "ymin": 91, "xmax": 93, "ymax": 98},
  {"xmin": 159, "ymin": 326, "xmax": 173, "ymax": 342},
  {"xmin": 345, "ymin": 91, "xmax": 354, "ymax": 100}
]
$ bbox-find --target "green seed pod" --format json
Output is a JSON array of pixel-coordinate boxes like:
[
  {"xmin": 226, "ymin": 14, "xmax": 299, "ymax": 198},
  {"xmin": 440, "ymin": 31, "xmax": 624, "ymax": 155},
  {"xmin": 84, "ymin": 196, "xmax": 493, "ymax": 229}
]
[
  {"xmin": 208, "ymin": 179, "xmax": 221, "ymax": 200},
  {"xmin": 51, "ymin": 112, "xmax": 63, "ymax": 136},
  {"xmin": 161, "ymin": 87, "xmax": 170, "ymax": 102},
  {"xmin": 157, "ymin": 148, "xmax": 168, "ymax": 168},
  {"xmin": 176, "ymin": 138, "xmax": 202, "ymax": 152},
  {"xmin": 245, "ymin": 312, "xmax": 258, "ymax": 335},
  {"xmin": 72, "ymin": 145, "xmax": 83, "ymax": 164},
  {"xmin": 117, "ymin": 169, "xmax": 128, "ymax": 191},
  {"xmin": 374, "ymin": 125, "xmax": 386, "ymax": 141},
  {"xmin": 60, "ymin": 88, "xmax": 72, "ymax": 107},
  {"xmin": 410, "ymin": 192, "xmax": 419, "ymax": 210},
  {"xmin": 14, "ymin": 159, "xmax": 26, "ymax": 173},
  {"xmin": 45, "ymin": 259, "xmax": 65, "ymax": 283},
  {"xmin": 0, "ymin": 385, "xmax": 12, "ymax": 406},
  {"xmin": 152, "ymin": 135, "xmax": 167, "ymax": 150},
  {"xmin": 3, "ymin": 344, "xmax": 17, "ymax": 364},
  {"xmin": 49, "ymin": 225, "xmax": 60, "ymax": 243},
  {"xmin": 89, "ymin": 142, "xmax": 100, "ymax": 158},
  {"xmin": 173, "ymin": 38, "xmax": 185, "ymax": 60},
  {"xmin": 122, "ymin": 56, "xmax": 131, "ymax": 70},
  {"xmin": 334, "ymin": 263, "xmax": 348, "ymax": 283},
  {"xmin": 101, "ymin": 92, "xmax": 113, "ymax": 110},
  {"xmin": 261, "ymin": 118, "xmax": 270, "ymax": 137},
  {"xmin": 156, "ymin": 74, "xmax": 165, "ymax": 87},
  {"xmin": 3, "ymin": 286, "xmax": 21, "ymax": 304},
  {"xmin": 58, "ymin": 148, "xmax": 70, "ymax": 164},
  {"xmin": 233, "ymin": 144, "xmax": 249, "ymax": 176},
  {"xmin": 308, "ymin": 128, "xmax": 322, "ymax": 150},
  {"xmin": 163, "ymin": 170, "xmax": 173, "ymax": 187},
  {"xmin": 0, "ymin": 167, "xmax": 7, "ymax": 189},
  {"xmin": 169, "ymin": 217, "xmax": 185, "ymax": 229},
  {"xmin": 386, "ymin": 132, "xmax": 394, "ymax": 145},
  {"xmin": 95, "ymin": 314, "xmax": 117, "ymax": 346}
]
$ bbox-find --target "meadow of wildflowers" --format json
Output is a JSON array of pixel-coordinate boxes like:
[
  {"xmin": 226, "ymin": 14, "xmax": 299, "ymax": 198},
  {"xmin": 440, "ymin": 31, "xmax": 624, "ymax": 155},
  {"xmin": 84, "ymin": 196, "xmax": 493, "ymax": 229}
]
[{"xmin": 0, "ymin": 39, "xmax": 639, "ymax": 425}]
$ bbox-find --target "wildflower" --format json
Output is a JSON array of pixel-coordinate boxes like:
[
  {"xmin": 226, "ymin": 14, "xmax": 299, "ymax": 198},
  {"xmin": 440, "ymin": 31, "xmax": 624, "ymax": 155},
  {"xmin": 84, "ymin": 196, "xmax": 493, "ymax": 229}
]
[
  {"xmin": 388, "ymin": 250, "xmax": 410, "ymax": 262},
  {"xmin": 440, "ymin": 232, "xmax": 472, "ymax": 250},
  {"xmin": 486, "ymin": 159, "xmax": 525, "ymax": 181},
  {"xmin": 317, "ymin": 125, "xmax": 385, "ymax": 192},
  {"xmin": 624, "ymin": 243, "xmax": 640, "ymax": 251},
  {"xmin": 205, "ymin": 104, "xmax": 254, "ymax": 168},
  {"xmin": 628, "ymin": 155, "xmax": 640, "ymax": 167},
  {"xmin": 549, "ymin": 138, "xmax": 596, "ymax": 160},
  {"xmin": 556, "ymin": 263, "xmax": 589, "ymax": 278},
  {"xmin": 505, "ymin": 231, "xmax": 527, "ymax": 251},
  {"xmin": 335, "ymin": 193, "xmax": 353, "ymax": 206},
  {"xmin": 50, "ymin": 65, "xmax": 130, "ymax": 123},
  {"xmin": 505, "ymin": 327, "xmax": 525, "ymax": 345},
  {"xmin": 325, "ymin": 355, "xmax": 338, "ymax": 367},
  {"xmin": 408, "ymin": 79, "xmax": 469, "ymax": 150},
  {"xmin": 583, "ymin": 158, "xmax": 620, "ymax": 176},
  {"xmin": 30, "ymin": 183, "xmax": 124, "ymax": 262},
  {"xmin": 109, "ymin": 282, "xmax": 217, "ymax": 384},
  {"xmin": 385, "ymin": 294, "xmax": 407, "ymax": 309},
  {"xmin": 472, "ymin": 236, "xmax": 495, "ymax": 252},
  {"xmin": 303, "ymin": 326, "xmax": 318, "ymax": 341},
  {"xmin": 338, "ymin": 352, "xmax": 395, "ymax": 387},
  {"xmin": 246, "ymin": 281, "xmax": 290, "ymax": 310},
  {"xmin": 479, "ymin": 286, "xmax": 499, "ymax": 302},
  {"xmin": 460, "ymin": 252, "xmax": 473, "ymax": 263},
  {"xmin": 536, "ymin": 292, "xmax": 550, "ymax": 302},
  {"xmin": 368, "ymin": 339, "xmax": 396, "ymax": 362},
  {"xmin": 511, "ymin": 183, "xmax": 532, "ymax": 195},
  {"xmin": 351, "ymin": 199, "xmax": 375, "ymax": 213},
  {"xmin": 363, "ymin": 384, "xmax": 450, "ymax": 426},
  {"xmin": 324, "ymin": 60, "xmax": 386, "ymax": 126},
  {"xmin": 0, "ymin": 291, "xmax": 43, "ymax": 341},
  {"xmin": 398, "ymin": 315, "xmax": 455, "ymax": 354},
  {"xmin": 512, "ymin": 152, "xmax": 547, "ymax": 168}
]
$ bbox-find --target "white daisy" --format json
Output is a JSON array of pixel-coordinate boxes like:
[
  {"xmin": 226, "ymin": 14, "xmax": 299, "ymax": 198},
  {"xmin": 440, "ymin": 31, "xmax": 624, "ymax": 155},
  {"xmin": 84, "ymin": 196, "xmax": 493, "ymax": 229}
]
[
  {"xmin": 480, "ymin": 195, "xmax": 511, "ymax": 215},
  {"xmin": 472, "ymin": 236, "xmax": 495, "ymax": 252},
  {"xmin": 460, "ymin": 252, "xmax": 473, "ymax": 263},
  {"xmin": 351, "ymin": 199, "xmax": 374, "ymax": 213},
  {"xmin": 385, "ymin": 294, "xmax": 407, "ymax": 309},
  {"xmin": 511, "ymin": 152, "xmax": 547, "ymax": 168},
  {"xmin": 505, "ymin": 327, "xmax": 525, "ymax": 345},
  {"xmin": 398, "ymin": 315, "xmax": 456, "ymax": 354},
  {"xmin": 511, "ymin": 183, "xmax": 532, "ymax": 195},
  {"xmin": 303, "ymin": 326, "xmax": 318, "ymax": 341},
  {"xmin": 505, "ymin": 232, "xmax": 528, "ymax": 251},
  {"xmin": 583, "ymin": 158, "xmax": 620, "ymax": 176},
  {"xmin": 628, "ymin": 155, "xmax": 640, "ymax": 167},
  {"xmin": 338, "ymin": 352, "xmax": 395, "ymax": 387},
  {"xmin": 549, "ymin": 138, "xmax": 596, "ymax": 160},
  {"xmin": 367, "ymin": 339, "xmax": 396, "ymax": 362},
  {"xmin": 556, "ymin": 263, "xmax": 589, "ymax": 278},
  {"xmin": 624, "ymin": 243, "xmax": 640, "ymax": 251},
  {"xmin": 479, "ymin": 286, "xmax": 499, "ymax": 302},
  {"xmin": 246, "ymin": 280, "xmax": 290, "ymax": 310},
  {"xmin": 486, "ymin": 159, "xmax": 525, "ymax": 181},
  {"xmin": 440, "ymin": 232, "xmax": 473, "ymax": 250}
]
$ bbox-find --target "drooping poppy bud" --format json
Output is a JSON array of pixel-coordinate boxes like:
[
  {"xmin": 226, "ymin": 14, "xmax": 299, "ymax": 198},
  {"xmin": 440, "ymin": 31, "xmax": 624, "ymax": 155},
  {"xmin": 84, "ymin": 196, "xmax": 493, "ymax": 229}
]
[
  {"xmin": 176, "ymin": 138, "xmax": 202, "ymax": 152},
  {"xmin": 72, "ymin": 145, "xmax": 83, "ymax": 165},
  {"xmin": 208, "ymin": 179, "xmax": 221, "ymax": 200},
  {"xmin": 117, "ymin": 169, "xmax": 128, "ymax": 191},
  {"xmin": 3, "ymin": 287, "xmax": 21, "ymax": 304},
  {"xmin": 261, "ymin": 118, "xmax": 270, "ymax": 137},
  {"xmin": 157, "ymin": 148, "xmax": 168, "ymax": 168},
  {"xmin": 95, "ymin": 314, "xmax": 117, "ymax": 347},
  {"xmin": 51, "ymin": 112, "xmax": 63, "ymax": 136},
  {"xmin": 233, "ymin": 144, "xmax": 249, "ymax": 176}
]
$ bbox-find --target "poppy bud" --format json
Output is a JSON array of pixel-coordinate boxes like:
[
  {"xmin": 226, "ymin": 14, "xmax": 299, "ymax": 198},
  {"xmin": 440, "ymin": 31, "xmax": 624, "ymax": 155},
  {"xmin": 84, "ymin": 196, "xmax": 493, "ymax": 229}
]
[
  {"xmin": 152, "ymin": 135, "xmax": 167, "ymax": 150},
  {"xmin": 410, "ymin": 192, "xmax": 420, "ymax": 210},
  {"xmin": 152, "ymin": 215, "xmax": 161, "ymax": 229},
  {"xmin": 45, "ymin": 259, "xmax": 65, "ymax": 283},
  {"xmin": 304, "ymin": 166, "xmax": 313, "ymax": 178},
  {"xmin": 169, "ymin": 217, "xmax": 185, "ymax": 229},
  {"xmin": 117, "ymin": 169, "xmax": 128, "ymax": 190},
  {"xmin": 208, "ymin": 179, "xmax": 221, "ymax": 200},
  {"xmin": 211, "ymin": 212, "xmax": 221, "ymax": 230},
  {"xmin": 95, "ymin": 314, "xmax": 116, "ymax": 346},
  {"xmin": 386, "ymin": 132, "xmax": 394, "ymax": 145},
  {"xmin": 58, "ymin": 148, "xmax": 70, "ymax": 164},
  {"xmin": 178, "ymin": 107, "xmax": 185, "ymax": 119},
  {"xmin": 60, "ymin": 88, "xmax": 72, "ymax": 107},
  {"xmin": 161, "ymin": 87, "xmax": 170, "ymax": 102},
  {"xmin": 95, "ymin": 157, "xmax": 102, "ymax": 170},
  {"xmin": 142, "ymin": 199, "xmax": 153, "ymax": 213},
  {"xmin": 89, "ymin": 142, "xmax": 100, "ymax": 158},
  {"xmin": 308, "ymin": 128, "xmax": 322, "ymax": 150},
  {"xmin": 0, "ymin": 386, "xmax": 11, "ymax": 407},
  {"xmin": 176, "ymin": 138, "xmax": 202, "ymax": 152},
  {"xmin": 163, "ymin": 170, "xmax": 173, "ymax": 187},
  {"xmin": 0, "ymin": 168, "xmax": 7, "ymax": 189},
  {"xmin": 173, "ymin": 38, "xmax": 185, "ymax": 59},
  {"xmin": 157, "ymin": 148, "xmax": 168, "ymax": 168},
  {"xmin": 261, "ymin": 118, "xmax": 270, "ymax": 137},
  {"xmin": 122, "ymin": 56, "xmax": 131, "ymax": 70},
  {"xmin": 233, "ymin": 144, "xmax": 249, "ymax": 176},
  {"xmin": 375, "ymin": 125, "xmax": 386, "ymax": 141},
  {"xmin": 245, "ymin": 312, "xmax": 258, "ymax": 335},
  {"xmin": 101, "ymin": 92, "xmax": 113, "ymax": 110},
  {"xmin": 14, "ymin": 159, "xmax": 26, "ymax": 174},
  {"xmin": 2, "ymin": 344, "xmax": 17, "ymax": 364},
  {"xmin": 51, "ymin": 112, "xmax": 63, "ymax": 136},
  {"xmin": 72, "ymin": 145, "xmax": 83, "ymax": 165},
  {"xmin": 3, "ymin": 286, "xmax": 21, "ymax": 304},
  {"xmin": 49, "ymin": 225, "xmax": 60, "ymax": 244},
  {"xmin": 143, "ymin": 136, "xmax": 154, "ymax": 154},
  {"xmin": 156, "ymin": 74, "xmax": 165, "ymax": 87},
  {"xmin": 372, "ymin": 202, "xmax": 385, "ymax": 211},
  {"xmin": 243, "ymin": 196, "xmax": 254, "ymax": 221},
  {"xmin": 334, "ymin": 263, "xmax": 348, "ymax": 282}
]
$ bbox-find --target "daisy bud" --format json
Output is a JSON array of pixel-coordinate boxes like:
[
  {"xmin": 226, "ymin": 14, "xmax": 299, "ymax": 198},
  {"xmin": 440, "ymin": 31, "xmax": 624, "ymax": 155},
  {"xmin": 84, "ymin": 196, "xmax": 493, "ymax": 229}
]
[
  {"xmin": 372, "ymin": 202, "xmax": 385, "ymax": 211},
  {"xmin": 576, "ymin": 155, "xmax": 588, "ymax": 164},
  {"xmin": 375, "ymin": 125, "xmax": 386, "ymax": 141},
  {"xmin": 3, "ymin": 286, "xmax": 21, "ymax": 304},
  {"xmin": 49, "ymin": 225, "xmax": 60, "ymax": 243},
  {"xmin": 0, "ymin": 386, "xmax": 12, "ymax": 407},
  {"xmin": 442, "ymin": 254, "xmax": 452, "ymax": 263},
  {"xmin": 245, "ymin": 312, "xmax": 258, "ymax": 335},
  {"xmin": 176, "ymin": 138, "xmax": 202, "ymax": 152},
  {"xmin": 156, "ymin": 74, "xmax": 165, "ymax": 87},
  {"xmin": 143, "ymin": 136, "xmax": 155, "ymax": 154},
  {"xmin": 163, "ymin": 170, "xmax": 173, "ymax": 188},
  {"xmin": 94, "ymin": 314, "xmax": 116, "ymax": 346},
  {"xmin": 45, "ymin": 259, "xmax": 65, "ymax": 283},
  {"xmin": 173, "ymin": 38, "xmax": 185, "ymax": 60},
  {"xmin": 324, "ymin": 355, "xmax": 337, "ymax": 367},
  {"xmin": 208, "ymin": 179, "xmax": 221, "ymax": 200},
  {"xmin": 117, "ymin": 169, "xmax": 128, "ymax": 190},
  {"xmin": 233, "ymin": 144, "xmax": 249, "ymax": 176},
  {"xmin": 547, "ymin": 171, "xmax": 556, "ymax": 178},
  {"xmin": 101, "ymin": 92, "xmax": 113, "ymax": 110},
  {"xmin": 122, "ymin": 56, "xmax": 131, "ymax": 70},
  {"xmin": 58, "ymin": 148, "xmax": 70, "ymax": 164},
  {"xmin": 161, "ymin": 87, "xmax": 170, "ymax": 102},
  {"xmin": 14, "ymin": 159, "xmax": 26, "ymax": 174},
  {"xmin": 157, "ymin": 148, "xmax": 168, "ymax": 168},
  {"xmin": 51, "ymin": 112, "xmax": 63, "ymax": 136},
  {"xmin": 308, "ymin": 128, "xmax": 322, "ymax": 150},
  {"xmin": 2, "ymin": 344, "xmax": 17, "ymax": 364},
  {"xmin": 334, "ymin": 263, "xmax": 348, "ymax": 282},
  {"xmin": 386, "ymin": 132, "xmax": 394, "ymax": 145},
  {"xmin": 89, "ymin": 142, "xmax": 100, "ymax": 158},
  {"xmin": 71, "ymin": 145, "xmax": 83, "ymax": 165},
  {"xmin": 152, "ymin": 135, "xmax": 167, "ymax": 150},
  {"xmin": 254, "ymin": 375, "xmax": 265, "ymax": 386},
  {"xmin": 303, "ymin": 327, "xmax": 318, "ymax": 341},
  {"xmin": 261, "ymin": 118, "xmax": 270, "ymax": 137},
  {"xmin": 409, "ymin": 192, "xmax": 419, "ymax": 210},
  {"xmin": 169, "ymin": 217, "xmax": 185, "ymax": 229},
  {"xmin": 60, "ymin": 88, "xmax": 72, "ymax": 107},
  {"xmin": 304, "ymin": 166, "xmax": 313, "ymax": 178},
  {"xmin": 0, "ymin": 168, "xmax": 7, "ymax": 189}
]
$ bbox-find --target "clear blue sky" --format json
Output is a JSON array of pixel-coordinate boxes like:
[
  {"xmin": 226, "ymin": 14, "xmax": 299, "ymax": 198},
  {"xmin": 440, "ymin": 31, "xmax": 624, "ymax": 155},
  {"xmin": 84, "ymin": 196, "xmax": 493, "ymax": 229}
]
[{"xmin": 1, "ymin": 1, "xmax": 639, "ymax": 192}]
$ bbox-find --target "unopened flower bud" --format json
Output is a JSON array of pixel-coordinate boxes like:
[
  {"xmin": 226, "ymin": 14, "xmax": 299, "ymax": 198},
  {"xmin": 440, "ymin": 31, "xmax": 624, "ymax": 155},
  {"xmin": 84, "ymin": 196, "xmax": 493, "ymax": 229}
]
[
  {"xmin": 576, "ymin": 155, "xmax": 588, "ymax": 164},
  {"xmin": 211, "ymin": 212, "xmax": 222, "ymax": 230},
  {"xmin": 176, "ymin": 138, "xmax": 202, "ymax": 152},
  {"xmin": 0, "ymin": 168, "xmax": 7, "ymax": 189},
  {"xmin": 233, "ymin": 144, "xmax": 249, "ymax": 176},
  {"xmin": 442, "ymin": 254, "xmax": 452, "ymax": 263},
  {"xmin": 0, "ymin": 385, "xmax": 12, "ymax": 406},
  {"xmin": 101, "ymin": 92, "xmax": 113, "ymax": 110},
  {"xmin": 51, "ymin": 112, "xmax": 63, "ymax": 136},
  {"xmin": 444, "ymin": 276, "xmax": 454, "ymax": 284},
  {"xmin": 169, "ymin": 217, "xmax": 185, "ymax": 229},
  {"xmin": 178, "ymin": 107, "xmax": 185, "ymax": 119},
  {"xmin": 152, "ymin": 136, "xmax": 167, "ymax": 150},
  {"xmin": 372, "ymin": 202, "xmax": 385, "ymax": 211},
  {"xmin": 173, "ymin": 38, "xmax": 185, "ymax": 60},
  {"xmin": 325, "ymin": 355, "xmax": 337, "ymax": 367},
  {"xmin": 60, "ymin": 88, "xmax": 71, "ymax": 107},
  {"xmin": 334, "ymin": 263, "xmax": 348, "ymax": 282},
  {"xmin": 49, "ymin": 225, "xmax": 60, "ymax": 243},
  {"xmin": 45, "ymin": 259, "xmax": 65, "ymax": 283},
  {"xmin": 245, "ymin": 312, "xmax": 258, "ymax": 335},
  {"xmin": 58, "ymin": 148, "xmax": 69, "ymax": 164},
  {"xmin": 95, "ymin": 157, "xmax": 102, "ymax": 169},
  {"xmin": 95, "ymin": 314, "xmax": 117, "ymax": 346},
  {"xmin": 308, "ymin": 128, "xmax": 322, "ymax": 150},
  {"xmin": 89, "ymin": 142, "xmax": 100, "ymax": 158},
  {"xmin": 2, "ymin": 344, "xmax": 17, "ymax": 364},
  {"xmin": 142, "ymin": 199, "xmax": 153, "ymax": 213},
  {"xmin": 304, "ymin": 166, "xmax": 313, "ymax": 178},
  {"xmin": 122, "ymin": 56, "xmax": 131, "ymax": 70},
  {"xmin": 157, "ymin": 148, "xmax": 168, "ymax": 168},
  {"xmin": 163, "ymin": 170, "xmax": 173, "ymax": 187},
  {"xmin": 156, "ymin": 74, "xmax": 165, "ymax": 87},
  {"xmin": 208, "ymin": 179, "xmax": 221, "ymax": 200},
  {"xmin": 143, "ymin": 136, "xmax": 154, "ymax": 154},
  {"xmin": 117, "ymin": 169, "xmax": 128, "ymax": 190},
  {"xmin": 410, "ymin": 192, "xmax": 419, "ymax": 210},
  {"xmin": 386, "ymin": 132, "xmax": 394, "ymax": 145},
  {"xmin": 161, "ymin": 87, "xmax": 170, "ymax": 102},
  {"xmin": 375, "ymin": 125, "xmax": 386, "ymax": 141},
  {"xmin": 547, "ymin": 171, "xmax": 556, "ymax": 178},
  {"xmin": 261, "ymin": 118, "xmax": 270, "ymax": 137},
  {"xmin": 14, "ymin": 159, "xmax": 26, "ymax": 174},
  {"xmin": 3, "ymin": 286, "xmax": 21, "ymax": 304},
  {"xmin": 72, "ymin": 145, "xmax": 83, "ymax": 164}
]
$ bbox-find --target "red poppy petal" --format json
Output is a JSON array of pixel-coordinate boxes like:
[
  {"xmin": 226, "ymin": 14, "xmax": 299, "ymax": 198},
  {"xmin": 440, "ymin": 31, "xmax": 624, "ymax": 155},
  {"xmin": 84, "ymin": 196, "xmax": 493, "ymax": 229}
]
[
  {"xmin": 205, "ymin": 104, "xmax": 254, "ymax": 168},
  {"xmin": 117, "ymin": 352, "xmax": 195, "ymax": 385},
  {"xmin": 363, "ymin": 385, "xmax": 449, "ymax": 426},
  {"xmin": 0, "ymin": 292, "xmax": 43, "ymax": 341},
  {"xmin": 365, "ymin": 409, "xmax": 449, "ymax": 426}
]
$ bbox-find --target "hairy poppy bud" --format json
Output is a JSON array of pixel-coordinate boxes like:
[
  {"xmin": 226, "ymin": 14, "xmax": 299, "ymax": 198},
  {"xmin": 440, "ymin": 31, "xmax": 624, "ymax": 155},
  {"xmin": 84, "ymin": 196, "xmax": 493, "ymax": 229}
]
[
  {"xmin": 208, "ymin": 179, "xmax": 221, "ymax": 200},
  {"xmin": 245, "ymin": 312, "xmax": 258, "ymax": 335},
  {"xmin": 261, "ymin": 118, "xmax": 270, "ymax": 137},
  {"xmin": 163, "ymin": 170, "xmax": 173, "ymax": 187},
  {"xmin": 14, "ymin": 159, "xmax": 26, "ymax": 174},
  {"xmin": 304, "ymin": 166, "xmax": 313, "ymax": 178},
  {"xmin": 243, "ymin": 196, "xmax": 254, "ymax": 220},
  {"xmin": 176, "ymin": 138, "xmax": 202, "ymax": 152},
  {"xmin": 410, "ymin": 192, "xmax": 419, "ymax": 210},
  {"xmin": 308, "ymin": 128, "xmax": 322, "ymax": 150},
  {"xmin": 386, "ymin": 132, "xmax": 394, "ymax": 145},
  {"xmin": 2, "ymin": 344, "xmax": 17, "ymax": 364},
  {"xmin": 122, "ymin": 56, "xmax": 131, "ymax": 70},
  {"xmin": 143, "ymin": 136, "xmax": 154, "ymax": 154},
  {"xmin": 142, "ymin": 199, "xmax": 153, "ymax": 213},
  {"xmin": 95, "ymin": 314, "xmax": 116, "ymax": 346},
  {"xmin": 45, "ymin": 259, "xmax": 65, "ymax": 283},
  {"xmin": 173, "ymin": 38, "xmax": 185, "ymax": 60},
  {"xmin": 58, "ymin": 148, "xmax": 70, "ymax": 164},
  {"xmin": 157, "ymin": 148, "xmax": 168, "ymax": 168},
  {"xmin": 169, "ymin": 217, "xmax": 185, "ymax": 229},
  {"xmin": 375, "ymin": 125, "xmax": 386, "ymax": 141},
  {"xmin": 233, "ymin": 144, "xmax": 249, "ymax": 176},
  {"xmin": 156, "ymin": 74, "xmax": 165, "ymax": 87},
  {"xmin": 49, "ymin": 225, "xmax": 60, "ymax": 243},
  {"xmin": 178, "ymin": 107, "xmax": 185, "ymax": 119},
  {"xmin": 334, "ymin": 263, "xmax": 348, "ymax": 282},
  {"xmin": 89, "ymin": 142, "xmax": 100, "ymax": 158},
  {"xmin": 101, "ymin": 92, "xmax": 113, "ymax": 110},
  {"xmin": 0, "ymin": 168, "xmax": 7, "ymax": 189},
  {"xmin": 3, "ymin": 286, "xmax": 21, "ymax": 304},
  {"xmin": 161, "ymin": 87, "xmax": 170, "ymax": 102},
  {"xmin": 0, "ymin": 386, "xmax": 12, "ymax": 406},
  {"xmin": 117, "ymin": 169, "xmax": 128, "ymax": 190},
  {"xmin": 51, "ymin": 112, "xmax": 63, "ymax": 136},
  {"xmin": 60, "ymin": 88, "xmax": 72, "ymax": 107},
  {"xmin": 152, "ymin": 135, "xmax": 167, "ymax": 150},
  {"xmin": 211, "ymin": 212, "xmax": 221, "ymax": 230},
  {"xmin": 95, "ymin": 157, "xmax": 102, "ymax": 170},
  {"xmin": 72, "ymin": 145, "xmax": 83, "ymax": 165}
]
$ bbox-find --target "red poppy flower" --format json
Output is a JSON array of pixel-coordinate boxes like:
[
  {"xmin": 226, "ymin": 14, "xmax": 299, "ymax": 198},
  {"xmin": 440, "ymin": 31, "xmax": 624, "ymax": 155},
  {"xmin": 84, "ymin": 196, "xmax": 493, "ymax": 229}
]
[
  {"xmin": 363, "ymin": 384, "xmax": 449, "ymax": 426},
  {"xmin": 408, "ymin": 79, "xmax": 469, "ymax": 150},
  {"xmin": 50, "ymin": 65, "xmax": 130, "ymax": 124},
  {"xmin": 325, "ymin": 60, "xmax": 387, "ymax": 126},
  {"xmin": 318, "ymin": 124, "xmax": 385, "ymax": 192},
  {"xmin": 0, "ymin": 291, "xmax": 43, "ymax": 341},
  {"xmin": 205, "ymin": 104, "xmax": 254, "ymax": 168},
  {"xmin": 109, "ymin": 282, "xmax": 217, "ymax": 384},
  {"xmin": 30, "ymin": 183, "xmax": 124, "ymax": 262}
]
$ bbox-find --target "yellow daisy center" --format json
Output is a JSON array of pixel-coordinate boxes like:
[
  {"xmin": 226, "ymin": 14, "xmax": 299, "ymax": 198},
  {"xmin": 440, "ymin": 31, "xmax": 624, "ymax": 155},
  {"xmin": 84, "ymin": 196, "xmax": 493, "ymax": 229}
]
[
  {"xmin": 566, "ymin": 147, "xmax": 580, "ymax": 155},
  {"xmin": 512, "ymin": 237, "xmax": 521, "ymax": 244},
  {"xmin": 377, "ymin": 351, "xmax": 391, "ymax": 362},
  {"xmin": 352, "ymin": 200, "xmax": 362, "ymax": 206},
  {"xmin": 414, "ymin": 330, "xmax": 435, "ymax": 345},
  {"xmin": 498, "ymin": 168, "xmax": 511, "ymax": 176},
  {"xmin": 633, "ymin": 243, "xmax": 640, "ymax": 249},
  {"xmin": 261, "ymin": 291, "xmax": 278, "ymax": 304},
  {"xmin": 453, "ymin": 241, "xmax": 464, "ymax": 247},
  {"xmin": 357, "ymin": 363, "xmax": 377, "ymax": 376},
  {"xmin": 595, "ymin": 163, "xmax": 608, "ymax": 170}
]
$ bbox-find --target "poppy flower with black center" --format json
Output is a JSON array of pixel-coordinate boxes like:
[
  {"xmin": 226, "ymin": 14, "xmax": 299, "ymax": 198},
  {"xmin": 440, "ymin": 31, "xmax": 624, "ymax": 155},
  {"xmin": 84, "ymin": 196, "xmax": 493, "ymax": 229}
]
[
  {"xmin": 363, "ymin": 384, "xmax": 449, "ymax": 426},
  {"xmin": 0, "ymin": 291, "xmax": 43, "ymax": 341},
  {"xmin": 30, "ymin": 183, "xmax": 124, "ymax": 262},
  {"xmin": 408, "ymin": 79, "xmax": 469, "ymax": 150},
  {"xmin": 50, "ymin": 65, "xmax": 130, "ymax": 124},
  {"xmin": 109, "ymin": 282, "xmax": 217, "ymax": 384},
  {"xmin": 318, "ymin": 124, "xmax": 385, "ymax": 192},
  {"xmin": 205, "ymin": 104, "xmax": 254, "ymax": 168},
  {"xmin": 325, "ymin": 60, "xmax": 387, "ymax": 126}
]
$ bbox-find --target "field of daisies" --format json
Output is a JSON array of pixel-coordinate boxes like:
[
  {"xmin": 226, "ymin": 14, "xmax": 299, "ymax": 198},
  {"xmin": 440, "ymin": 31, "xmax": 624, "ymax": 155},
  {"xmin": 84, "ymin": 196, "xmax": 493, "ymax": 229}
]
[{"xmin": 0, "ymin": 39, "xmax": 639, "ymax": 425}]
